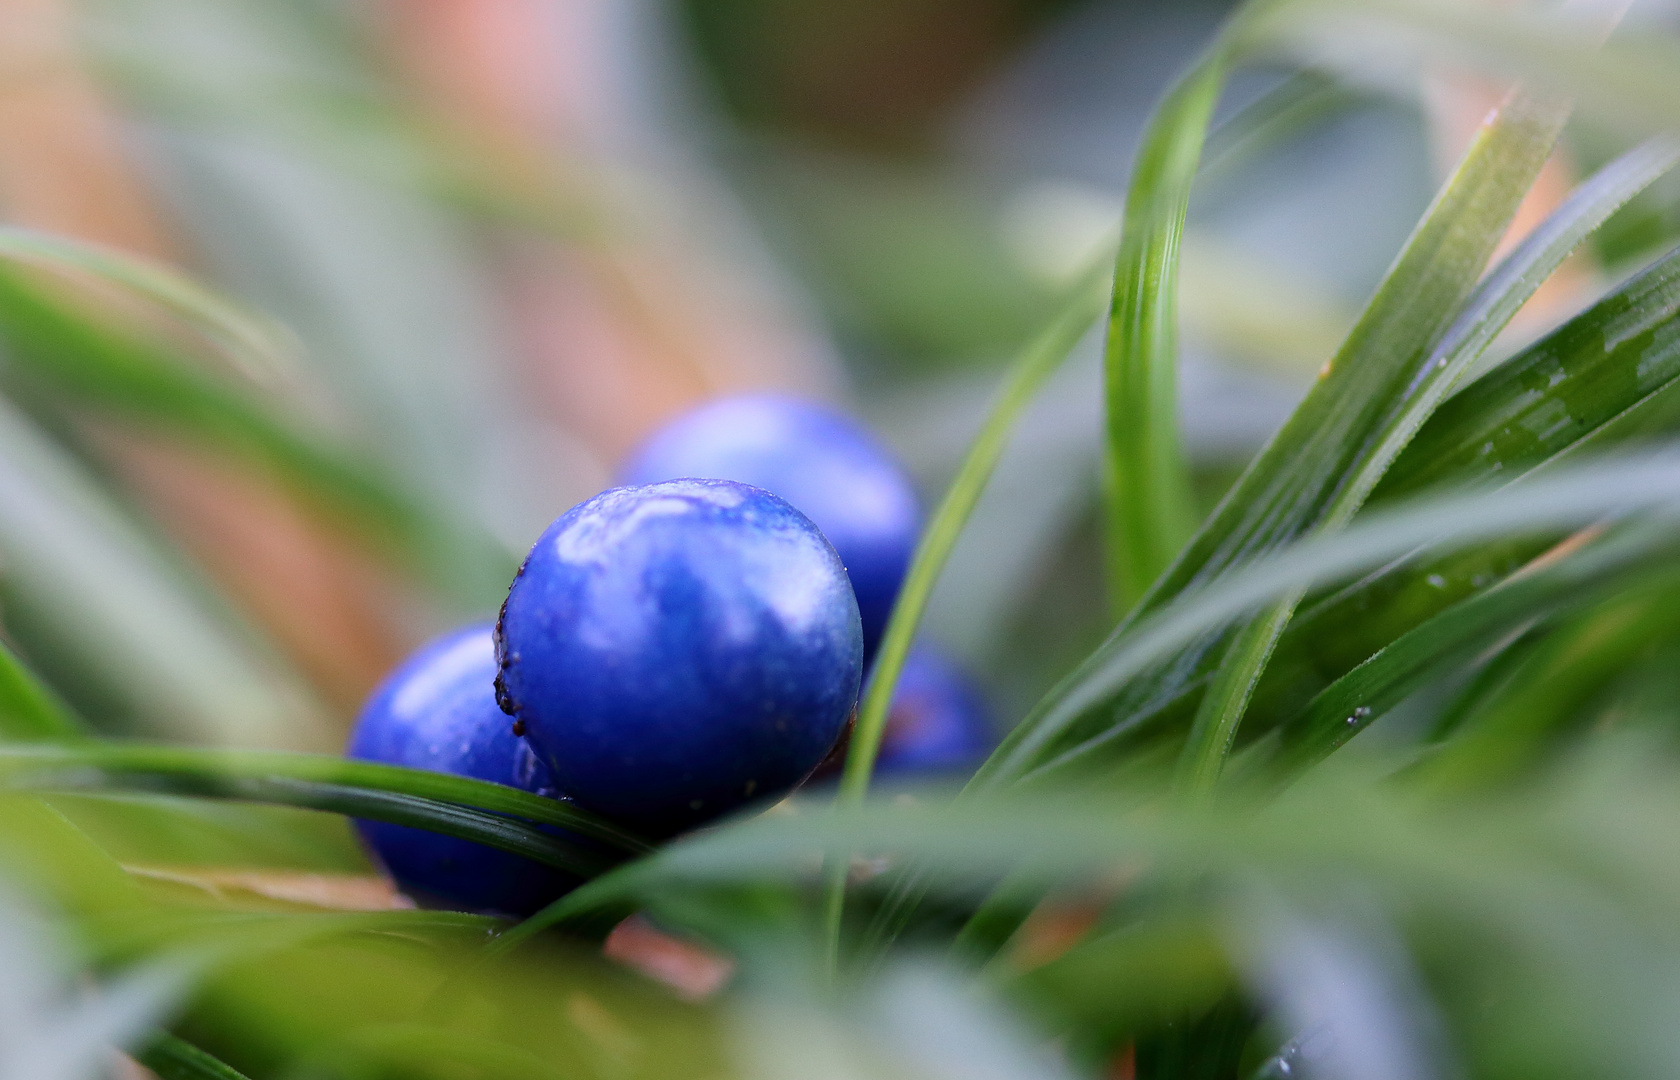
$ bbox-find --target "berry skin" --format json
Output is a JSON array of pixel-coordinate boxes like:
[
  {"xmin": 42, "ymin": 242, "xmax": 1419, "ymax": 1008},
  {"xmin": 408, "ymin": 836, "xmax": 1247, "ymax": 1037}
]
[
  {"xmin": 619, "ymin": 394, "xmax": 920, "ymax": 660},
  {"xmin": 875, "ymin": 644, "xmax": 994, "ymax": 778},
  {"xmin": 347, "ymin": 624, "xmax": 581, "ymax": 917},
  {"xmin": 496, "ymin": 479, "xmax": 863, "ymax": 836},
  {"xmin": 809, "ymin": 643, "xmax": 993, "ymax": 782}
]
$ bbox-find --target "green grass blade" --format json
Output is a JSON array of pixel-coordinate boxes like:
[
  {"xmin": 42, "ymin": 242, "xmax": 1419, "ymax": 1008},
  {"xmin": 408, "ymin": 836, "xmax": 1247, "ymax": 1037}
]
[
  {"xmin": 822, "ymin": 273, "xmax": 1110, "ymax": 970},
  {"xmin": 1175, "ymin": 599, "xmax": 1295, "ymax": 798},
  {"xmin": 135, "ymin": 1031, "xmax": 255, "ymax": 1080},
  {"xmin": 0, "ymin": 265, "xmax": 514, "ymax": 607},
  {"xmin": 1269, "ymin": 523, "xmax": 1675, "ymax": 775},
  {"xmin": 0, "ymin": 227, "xmax": 300, "ymax": 387},
  {"xmin": 1248, "ymin": 236, "xmax": 1680, "ymax": 737},
  {"xmin": 838, "ymin": 280, "xmax": 1110, "ymax": 806},
  {"xmin": 486, "ymin": 862, "xmax": 651, "ymax": 953},
  {"xmin": 1161, "ymin": 89, "xmax": 1569, "ymax": 596},
  {"xmin": 0, "ymin": 743, "xmax": 650, "ymax": 856},
  {"xmin": 1103, "ymin": 54, "xmax": 1226, "ymax": 608},
  {"xmin": 0, "ymin": 394, "xmax": 326, "ymax": 746},
  {"xmin": 0, "ymin": 636, "xmax": 83, "ymax": 741},
  {"xmin": 1172, "ymin": 123, "xmax": 1672, "ymax": 792},
  {"xmin": 979, "ymin": 448, "xmax": 1680, "ymax": 783},
  {"xmin": 1379, "ymin": 241, "xmax": 1680, "ymax": 503},
  {"xmin": 1417, "ymin": 576, "xmax": 1680, "ymax": 791}
]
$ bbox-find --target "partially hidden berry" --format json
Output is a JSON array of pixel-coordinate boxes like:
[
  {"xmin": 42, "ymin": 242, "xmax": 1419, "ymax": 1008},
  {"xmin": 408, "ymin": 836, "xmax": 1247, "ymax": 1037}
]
[
  {"xmin": 876, "ymin": 644, "xmax": 994, "ymax": 777},
  {"xmin": 620, "ymin": 393, "xmax": 919, "ymax": 661},
  {"xmin": 811, "ymin": 642, "xmax": 994, "ymax": 782},
  {"xmin": 347, "ymin": 624, "xmax": 582, "ymax": 916}
]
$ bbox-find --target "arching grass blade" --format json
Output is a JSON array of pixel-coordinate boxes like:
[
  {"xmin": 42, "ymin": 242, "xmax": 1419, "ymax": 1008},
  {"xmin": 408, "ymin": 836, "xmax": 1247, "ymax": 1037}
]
[
  {"xmin": 1102, "ymin": 54, "xmax": 1226, "ymax": 607},
  {"xmin": 825, "ymin": 274, "xmax": 1110, "ymax": 970},
  {"xmin": 135, "ymin": 1031, "xmax": 255, "ymax": 1080},
  {"xmin": 0, "ymin": 227, "xmax": 300, "ymax": 387},
  {"xmin": 0, "ymin": 743, "xmax": 651, "ymax": 858},
  {"xmin": 0, "ymin": 265, "xmax": 514, "ymax": 608},
  {"xmin": 1174, "ymin": 125, "xmax": 1675, "ymax": 794},
  {"xmin": 0, "ymin": 637, "xmax": 83, "ymax": 741},
  {"xmin": 985, "ymin": 449, "xmax": 1680, "ymax": 781}
]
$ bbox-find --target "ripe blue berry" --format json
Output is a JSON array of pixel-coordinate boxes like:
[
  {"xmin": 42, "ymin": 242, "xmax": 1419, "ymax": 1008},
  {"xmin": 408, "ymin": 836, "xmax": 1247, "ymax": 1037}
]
[
  {"xmin": 496, "ymin": 479, "xmax": 863, "ymax": 836},
  {"xmin": 347, "ymin": 624, "xmax": 581, "ymax": 916},
  {"xmin": 875, "ymin": 645, "xmax": 994, "ymax": 777},
  {"xmin": 619, "ymin": 394, "xmax": 920, "ymax": 660}
]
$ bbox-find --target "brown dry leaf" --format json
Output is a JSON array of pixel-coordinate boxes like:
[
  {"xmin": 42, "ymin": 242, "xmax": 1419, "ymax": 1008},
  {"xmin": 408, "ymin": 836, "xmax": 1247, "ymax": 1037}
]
[
  {"xmin": 603, "ymin": 915, "xmax": 734, "ymax": 1001},
  {"xmin": 125, "ymin": 865, "xmax": 413, "ymax": 912}
]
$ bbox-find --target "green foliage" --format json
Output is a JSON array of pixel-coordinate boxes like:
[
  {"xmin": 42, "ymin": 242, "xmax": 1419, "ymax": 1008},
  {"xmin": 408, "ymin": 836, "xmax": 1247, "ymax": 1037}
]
[
  {"xmin": 4, "ymin": 1, "xmax": 1680, "ymax": 1078},
  {"xmin": 0, "ymin": 259, "xmax": 514, "ymax": 609},
  {"xmin": 1101, "ymin": 55, "xmax": 1225, "ymax": 607}
]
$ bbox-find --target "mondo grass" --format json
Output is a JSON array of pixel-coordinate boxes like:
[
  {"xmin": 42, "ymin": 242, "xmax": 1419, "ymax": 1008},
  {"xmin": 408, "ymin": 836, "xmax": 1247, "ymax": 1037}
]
[{"xmin": 2, "ymin": 1, "xmax": 1680, "ymax": 1078}]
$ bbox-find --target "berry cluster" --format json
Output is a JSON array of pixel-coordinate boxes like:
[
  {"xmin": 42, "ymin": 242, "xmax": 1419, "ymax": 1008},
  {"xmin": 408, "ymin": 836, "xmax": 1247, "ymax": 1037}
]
[{"xmin": 347, "ymin": 395, "xmax": 993, "ymax": 916}]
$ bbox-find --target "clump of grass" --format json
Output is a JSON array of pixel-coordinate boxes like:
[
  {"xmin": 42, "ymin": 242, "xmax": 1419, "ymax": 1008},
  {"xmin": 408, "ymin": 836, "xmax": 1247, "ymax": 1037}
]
[{"xmin": 1, "ymin": 1, "xmax": 1680, "ymax": 1078}]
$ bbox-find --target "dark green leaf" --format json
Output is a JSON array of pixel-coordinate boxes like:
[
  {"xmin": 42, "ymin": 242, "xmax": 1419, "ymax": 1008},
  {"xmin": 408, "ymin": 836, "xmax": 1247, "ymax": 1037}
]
[
  {"xmin": 0, "ymin": 634, "xmax": 83, "ymax": 740},
  {"xmin": 0, "ymin": 744, "xmax": 651, "ymax": 873},
  {"xmin": 136, "ymin": 1031, "xmax": 255, "ymax": 1080},
  {"xmin": 1269, "ymin": 522, "xmax": 1679, "ymax": 774}
]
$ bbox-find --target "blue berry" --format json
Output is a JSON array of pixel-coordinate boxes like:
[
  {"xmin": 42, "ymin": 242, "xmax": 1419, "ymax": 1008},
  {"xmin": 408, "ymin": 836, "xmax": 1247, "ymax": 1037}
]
[
  {"xmin": 496, "ymin": 479, "xmax": 863, "ymax": 836},
  {"xmin": 875, "ymin": 644, "xmax": 994, "ymax": 777},
  {"xmin": 347, "ymin": 624, "xmax": 581, "ymax": 917},
  {"xmin": 619, "ymin": 394, "xmax": 920, "ymax": 660}
]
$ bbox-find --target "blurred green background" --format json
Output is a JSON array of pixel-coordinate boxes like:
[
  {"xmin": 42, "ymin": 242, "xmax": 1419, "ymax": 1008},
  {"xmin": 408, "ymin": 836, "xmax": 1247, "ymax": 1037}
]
[{"xmin": 0, "ymin": 0, "xmax": 1667, "ymax": 751}]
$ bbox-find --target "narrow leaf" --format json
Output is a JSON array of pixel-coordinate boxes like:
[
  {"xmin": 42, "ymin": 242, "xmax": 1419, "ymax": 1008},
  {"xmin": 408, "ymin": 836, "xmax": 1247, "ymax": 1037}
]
[
  {"xmin": 0, "ymin": 743, "xmax": 650, "ymax": 858},
  {"xmin": 1269, "ymin": 523, "xmax": 1675, "ymax": 774},
  {"xmin": 1008, "ymin": 90, "xmax": 1574, "ymax": 791},
  {"xmin": 824, "ymin": 273, "xmax": 1110, "ymax": 969},
  {"xmin": 134, "ymin": 1032, "xmax": 253, "ymax": 1080},
  {"xmin": 0, "ymin": 227, "xmax": 300, "ymax": 387},
  {"xmin": 984, "ymin": 448, "xmax": 1680, "ymax": 782},
  {"xmin": 0, "ymin": 639, "xmax": 82, "ymax": 741},
  {"xmin": 136, "ymin": 1034, "xmax": 251, "ymax": 1080},
  {"xmin": 1103, "ymin": 54, "xmax": 1226, "ymax": 607},
  {"xmin": 1174, "ymin": 121, "xmax": 1671, "ymax": 792},
  {"xmin": 0, "ymin": 266, "xmax": 514, "ymax": 607}
]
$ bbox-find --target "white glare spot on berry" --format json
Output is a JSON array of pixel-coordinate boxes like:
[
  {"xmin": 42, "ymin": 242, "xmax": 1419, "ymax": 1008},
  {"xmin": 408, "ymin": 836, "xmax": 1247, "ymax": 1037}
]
[
  {"xmin": 555, "ymin": 493, "xmax": 695, "ymax": 564},
  {"xmin": 391, "ymin": 632, "xmax": 493, "ymax": 718}
]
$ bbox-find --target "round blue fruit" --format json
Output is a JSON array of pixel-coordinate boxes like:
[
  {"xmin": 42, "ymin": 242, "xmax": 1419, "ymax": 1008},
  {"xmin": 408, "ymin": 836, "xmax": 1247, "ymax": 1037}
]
[
  {"xmin": 619, "ymin": 394, "xmax": 919, "ymax": 660},
  {"xmin": 347, "ymin": 624, "xmax": 581, "ymax": 917},
  {"xmin": 496, "ymin": 479, "xmax": 863, "ymax": 836},
  {"xmin": 875, "ymin": 644, "xmax": 994, "ymax": 778}
]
